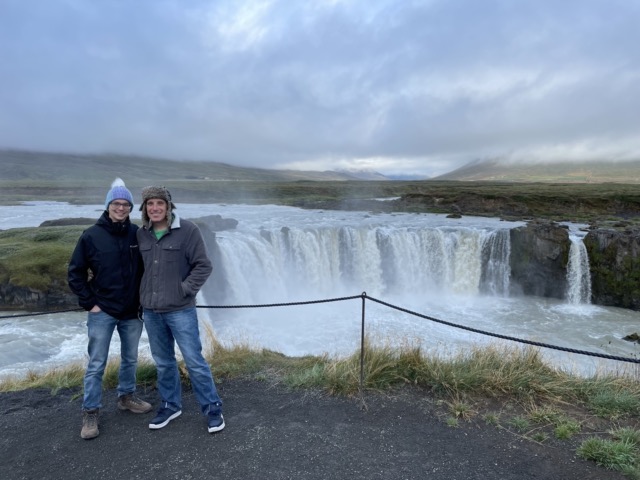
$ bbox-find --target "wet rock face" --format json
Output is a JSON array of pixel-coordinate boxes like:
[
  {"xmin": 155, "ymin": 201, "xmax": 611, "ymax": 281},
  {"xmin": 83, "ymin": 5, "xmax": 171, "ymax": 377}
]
[
  {"xmin": 583, "ymin": 228, "xmax": 640, "ymax": 310},
  {"xmin": 194, "ymin": 215, "xmax": 239, "ymax": 232},
  {"xmin": 509, "ymin": 221, "xmax": 571, "ymax": 299},
  {"xmin": 0, "ymin": 282, "xmax": 76, "ymax": 311},
  {"xmin": 507, "ymin": 222, "xmax": 640, "ymax": 310}
]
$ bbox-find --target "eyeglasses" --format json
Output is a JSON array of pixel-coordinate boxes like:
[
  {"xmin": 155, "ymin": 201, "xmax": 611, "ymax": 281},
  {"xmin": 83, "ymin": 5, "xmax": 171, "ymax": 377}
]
[{"xmin": 110, "ymin": 202, "xmax": 132, "ymax": 210}]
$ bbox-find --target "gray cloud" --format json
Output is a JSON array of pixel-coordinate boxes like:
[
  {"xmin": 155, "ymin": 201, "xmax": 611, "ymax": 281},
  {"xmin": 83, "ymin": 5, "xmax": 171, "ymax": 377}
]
[{"xmin": 1, "ymin": 0, "xmax": 638, "ymax": 177}]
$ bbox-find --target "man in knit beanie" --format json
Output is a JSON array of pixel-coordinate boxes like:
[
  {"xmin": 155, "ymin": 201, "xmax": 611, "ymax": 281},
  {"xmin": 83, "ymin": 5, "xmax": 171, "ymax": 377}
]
[
  {"xmin": 68, "ymin": 178, "xmax": 152, "ymax": 440},
  {"xmin": 137, "ymin": 186, "xmax": 225, "ymax": 434},
  {"xmin": 105, "ymin": 178, "xmax": 134, "ymax": 211}
]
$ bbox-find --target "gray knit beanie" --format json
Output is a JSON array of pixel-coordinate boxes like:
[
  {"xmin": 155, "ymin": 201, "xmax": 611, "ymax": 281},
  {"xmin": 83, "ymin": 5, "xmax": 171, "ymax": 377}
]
[{"xmin": 139, "ymin": 185, "xmax": 177, "ymax": 225}]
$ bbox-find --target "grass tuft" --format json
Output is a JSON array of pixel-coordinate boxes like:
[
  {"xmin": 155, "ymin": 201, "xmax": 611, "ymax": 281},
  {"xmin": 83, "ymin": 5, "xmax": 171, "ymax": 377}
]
[
  {"xmin": 554, "ymin": 420, "xmax": 581, "ymax": 440},
  {"xmin": 577, "ymin": 437, "xmax": 638, "ymax": 471},
  {"xmin": 0, "ymin": 363, "xmax": 85, "ymax": 394}
]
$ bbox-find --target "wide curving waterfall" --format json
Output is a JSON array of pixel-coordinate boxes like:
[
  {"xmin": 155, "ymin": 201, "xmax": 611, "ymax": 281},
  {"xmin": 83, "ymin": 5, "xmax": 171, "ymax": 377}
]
[
  {"xmin": 3, "ymin": 202, "xmax": 636, "ymax": 380},
  {"xmin": 566, "ymin": 234, "xmax": 592, "ymax": 304},
  {"xmin": 205, "ymin": 224, "xmax": 514, "ymax": 304}
]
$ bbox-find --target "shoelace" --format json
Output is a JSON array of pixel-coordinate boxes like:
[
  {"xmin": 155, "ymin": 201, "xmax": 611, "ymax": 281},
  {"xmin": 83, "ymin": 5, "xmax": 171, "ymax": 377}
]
[
  {"xmin": 85, "ymin": 413, "xmax": 98, "ymax": 426},
  {"xmin": 122, "ymin": 395, "xmax": 145, "ymax": 406}
]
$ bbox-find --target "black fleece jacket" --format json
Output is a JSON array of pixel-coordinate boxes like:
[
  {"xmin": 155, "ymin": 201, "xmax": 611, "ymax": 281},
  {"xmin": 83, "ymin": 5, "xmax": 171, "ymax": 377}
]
[{"xmin": 67, "ymin": 211, "xmax": 142, "ymax": 320}]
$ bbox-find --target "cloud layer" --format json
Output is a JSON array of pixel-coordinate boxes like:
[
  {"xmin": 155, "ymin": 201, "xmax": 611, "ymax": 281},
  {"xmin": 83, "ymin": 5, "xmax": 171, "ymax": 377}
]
[{"xmin": 1, "ymin": 0, "xmax": 638, "ymax": 177}]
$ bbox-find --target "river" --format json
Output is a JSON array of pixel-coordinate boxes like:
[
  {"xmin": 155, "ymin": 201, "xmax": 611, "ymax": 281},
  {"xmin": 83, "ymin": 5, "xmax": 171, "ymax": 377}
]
[{"xmin": 1, "ymin": 201, "xmax": 639, "ymax": 380}]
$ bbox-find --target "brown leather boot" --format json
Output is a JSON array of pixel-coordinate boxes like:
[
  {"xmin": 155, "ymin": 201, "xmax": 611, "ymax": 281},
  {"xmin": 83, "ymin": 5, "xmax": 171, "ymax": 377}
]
[{"xmin": 81, "ymin": 409, "xmax": 99, "ymax": 439}]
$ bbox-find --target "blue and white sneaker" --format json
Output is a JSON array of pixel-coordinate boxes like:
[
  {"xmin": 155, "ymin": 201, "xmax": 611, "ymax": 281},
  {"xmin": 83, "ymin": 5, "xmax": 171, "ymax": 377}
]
[
  {"xmin": 149, "ymin": 407, "xmax": 182, "ymax": 430},
  {"xmin": 207, "ymin": 405, "xmax": 225, "ymax": 433}
]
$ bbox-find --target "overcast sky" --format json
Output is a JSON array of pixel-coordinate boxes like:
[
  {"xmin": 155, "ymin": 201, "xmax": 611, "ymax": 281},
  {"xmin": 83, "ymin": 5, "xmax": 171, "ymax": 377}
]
[{"xmin": 1, "ymin": 0, "xmax": 638, "ymax": 177}]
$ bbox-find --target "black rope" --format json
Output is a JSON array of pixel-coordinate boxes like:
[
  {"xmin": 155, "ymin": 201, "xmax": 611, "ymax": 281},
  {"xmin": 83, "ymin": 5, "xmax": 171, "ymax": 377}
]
[
  {"xmin": 196, "ymin": 294, "xmax": 363, "ymax": 309},
  {"xmin": 3, "ymin": 294, "xmax": 639, "ymax": 365},
  {"xmin": 364, "ymin": 294, "xmax": 640, "ymax": 364}
]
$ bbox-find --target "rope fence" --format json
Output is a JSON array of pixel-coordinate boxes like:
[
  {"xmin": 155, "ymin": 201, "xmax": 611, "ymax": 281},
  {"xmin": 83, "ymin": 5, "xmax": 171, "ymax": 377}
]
[{"xmin": 3, "ymin": 292, "xmax": 639, "ymax": 391}]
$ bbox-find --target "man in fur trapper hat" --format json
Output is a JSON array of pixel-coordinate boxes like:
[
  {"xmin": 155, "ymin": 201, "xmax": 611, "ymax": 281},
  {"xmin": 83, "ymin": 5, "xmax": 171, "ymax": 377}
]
[
  {"xmin": 137, "ymin": 186, "xmax": 225, "ymax": 434},
  {"xmin": 139, "ymin": 185, "xmax": 176, "ymax": 227}
]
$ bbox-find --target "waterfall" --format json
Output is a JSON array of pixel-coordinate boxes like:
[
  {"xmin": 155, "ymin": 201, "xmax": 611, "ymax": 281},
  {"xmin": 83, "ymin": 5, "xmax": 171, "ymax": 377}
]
[
  {"xmin": 566, "ymin": 235, "xmax": 592, "ymax": 304},
  {"xmin": 480, "ymin": 229, "xmax": 511, "ymax": 296},
  {"xmin": 205, "ymin": 225, "xmax": 513, "ymax": 303}
]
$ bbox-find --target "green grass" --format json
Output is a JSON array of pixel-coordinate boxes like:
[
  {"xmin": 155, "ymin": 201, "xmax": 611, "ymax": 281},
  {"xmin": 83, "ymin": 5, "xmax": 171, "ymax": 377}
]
[
  {"xmin": 446, "ymin": 417, "xmax": 459, "ymax": 428},
  {"xmin": 483, "ymin": 413, "xmax": 500, "ymax": 426},
  {"xmin": 577, "ymin": 379, "xmax": 640, "ymax": 418},
  {"xmin": 532, "ymin": 431, "xmax": 550, "ymax": 443},
  {"xmin": 577, "ymin": 437, "xmax": 638, "ymax": 473},
  {"xmin": 554, "ymin": 419, "xmax": 582, "ymax": 440},
  {"xmin": 509, "ymin": 415, "xmax": 531, "ymax": 432},
  {"xmin": 447, "ymin": 399, "xmax": 474, "ymax": 420},
  {"xmin": 0, "ymin": 363, "xmax": 86, "ymax": 395},
  {"xmin": 0, "ymin": 226, "xmax": 84, "ymax": 292}
]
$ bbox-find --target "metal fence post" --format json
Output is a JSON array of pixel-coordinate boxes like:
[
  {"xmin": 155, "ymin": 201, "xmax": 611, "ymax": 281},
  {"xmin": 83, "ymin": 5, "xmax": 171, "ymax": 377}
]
[{"xmin": 360, "ymin": 292, "xmax": 367, "ymax": 392}]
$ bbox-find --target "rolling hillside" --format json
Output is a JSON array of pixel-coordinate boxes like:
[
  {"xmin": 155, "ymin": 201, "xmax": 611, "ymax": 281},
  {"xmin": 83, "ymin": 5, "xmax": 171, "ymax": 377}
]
[
  {"xmin": 434, "ymin": 158, "xmax": 640, "ymax": 183},
  {"xmin": 0, "ymin": 149, "xmax": 392, "ymax": 205},
  {"xmin": 0, "ymin": 149, "xmax": 387, "ymax": 184}
]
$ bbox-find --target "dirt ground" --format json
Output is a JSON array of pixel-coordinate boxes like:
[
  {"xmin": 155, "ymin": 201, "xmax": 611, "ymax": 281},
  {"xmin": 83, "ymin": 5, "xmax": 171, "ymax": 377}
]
[{"xmin": 0, "ymin": 378, "xmax": 626, "ymax": 480}]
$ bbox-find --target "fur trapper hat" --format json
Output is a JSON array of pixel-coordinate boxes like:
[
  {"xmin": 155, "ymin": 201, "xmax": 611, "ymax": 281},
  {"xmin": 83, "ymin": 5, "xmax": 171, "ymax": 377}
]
[
  {"xmin": 139, "ymin": 185, "xmax": 177, "ymax": 225},
  {"xmin": 105, "ymin": 178, "xmax": 134, "ymax": 210}
]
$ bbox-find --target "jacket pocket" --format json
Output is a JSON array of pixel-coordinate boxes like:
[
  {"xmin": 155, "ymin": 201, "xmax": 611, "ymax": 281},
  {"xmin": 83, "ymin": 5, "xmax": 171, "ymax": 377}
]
[
  {"xmin": 139, "ymin": 244, "xmax": 152, "ymax": 254},
  {"xmin": 162, "ymin": 243, "xmax": 181, "ymax": 262}
]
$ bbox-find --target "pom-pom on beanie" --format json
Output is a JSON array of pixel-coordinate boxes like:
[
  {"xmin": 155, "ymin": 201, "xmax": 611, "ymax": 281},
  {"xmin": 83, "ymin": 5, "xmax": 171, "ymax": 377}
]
[
  {"xmin": 105, "ymin": 178, "xmax": 134, "ymax": 210},
  {"xmin": 140, "ymin": 185, "xmax": 177, "ymax": 225}
]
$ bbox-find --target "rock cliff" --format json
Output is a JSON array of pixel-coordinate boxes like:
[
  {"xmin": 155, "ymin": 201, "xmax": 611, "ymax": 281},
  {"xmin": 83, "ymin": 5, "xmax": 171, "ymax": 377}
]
[
  {"xmin": 583, "ymin": 227, "xmax": 640, "ymax": 310},
  {"xmin": 0, "ymin": 281, "xmax": 77, "ymax": 311},
  {"xmin": 509, "ymin": 221, "xmax": 571, "ymax": 299}
]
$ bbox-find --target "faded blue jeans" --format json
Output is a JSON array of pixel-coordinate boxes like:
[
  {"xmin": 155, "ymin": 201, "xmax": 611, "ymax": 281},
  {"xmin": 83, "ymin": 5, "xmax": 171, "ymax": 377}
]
[
  {"xmin": 143, "ymin": 307, "xmax": 222, "ymax": 414},
  {"xmin": 83, "ymin": 310, "xmax": 144, "ymax": 410}
]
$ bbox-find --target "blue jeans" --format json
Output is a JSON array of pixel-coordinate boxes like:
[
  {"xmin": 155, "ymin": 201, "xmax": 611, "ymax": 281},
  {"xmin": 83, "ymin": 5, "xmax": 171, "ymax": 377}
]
[
  {"xmin": 83, "ymin": 311, "xmax": 144, "ymax": 410},
  {"xmin": 143, "ymin": 307, "xmax": 222, "ymax": 414}
]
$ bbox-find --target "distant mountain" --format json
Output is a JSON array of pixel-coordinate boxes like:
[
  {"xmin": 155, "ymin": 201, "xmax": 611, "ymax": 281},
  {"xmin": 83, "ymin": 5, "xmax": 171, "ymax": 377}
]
[
  {"xmin": 334, "ymin": 168, "xmax": 390, "ymax": 180},
  {"xmin": 434, "ymin": 158, "xmax": 640, "ymax": 183},
  {"xmin": 0, "ymin": 149, "xmax": 390, "ymax": 184},
  {"xmin": 384, "ymin": 174, "xmax": 430, "ymax": 181}
]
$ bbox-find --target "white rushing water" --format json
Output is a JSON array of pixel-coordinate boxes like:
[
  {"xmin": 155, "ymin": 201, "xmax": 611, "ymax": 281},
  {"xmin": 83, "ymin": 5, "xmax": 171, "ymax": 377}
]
[
  {"xmin": 1, "ymin": 201, "xmax": 639, "ymax": 379},
  {"xmin": 566, "ymin": 233, "xmax": 592, "ymax": 305}
]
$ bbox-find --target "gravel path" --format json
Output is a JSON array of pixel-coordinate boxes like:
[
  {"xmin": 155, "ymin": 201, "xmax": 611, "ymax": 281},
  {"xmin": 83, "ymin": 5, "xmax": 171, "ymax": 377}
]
[{"xmin": 0, "ymin": 379, "xmax": 624, "ymax": 480}]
